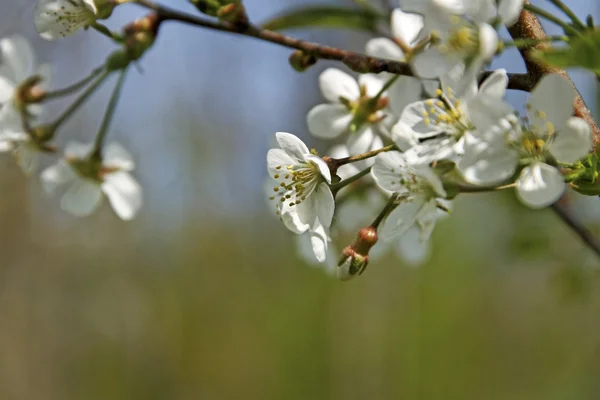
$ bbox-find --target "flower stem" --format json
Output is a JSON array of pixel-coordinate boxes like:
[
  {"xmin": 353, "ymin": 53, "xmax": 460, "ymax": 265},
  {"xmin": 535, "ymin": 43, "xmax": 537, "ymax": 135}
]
[
  {"xmin": 92, "ymin": 23, "xmax": 123, "ymax": 42},
  {"xmin": 50, "ymin": 70, "xmax": 112, "ymax": 132},
  {"xmin": 370, "ymin": 192, "xmax": 399, "ymax": 229},
  {"xmin": 331, "ymin": 167, "xmax": 372, "ymax": 194},
  {"xmin": 547, "ymin": 0, "xmax": 586, "ymax": 30},
  {"xmin": 371, "ymin": 74, "xmax": 399, "ymax": 103},
  {"xmin": 335, "ymin": 144, "xmax": 396, "ymax": 166},
  {"xmin": 523, "ymin": 4, "xmax": 582, "ymax": 37},
  {"xmin": 551, "ymin": 202, "xmax": 600, "ymax": 259},
  {"xmin": 43, "ymin": 66, "xmax": 106, "ymax": 101},
  {"xmin": 456, "ymin": 183, "xmax": 515, "ymax": 193},
  {"xmin": 91, "ymin": 68, "xmax": 129, "ymax": 159},
  {"xmin": 503, "ymin": 35, "xmax": 568, "ymax": 49}
]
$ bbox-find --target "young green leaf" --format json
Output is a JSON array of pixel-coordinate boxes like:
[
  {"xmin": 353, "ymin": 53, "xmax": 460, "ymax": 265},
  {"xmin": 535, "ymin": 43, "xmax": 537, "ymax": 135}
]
[{"xmin": 261, "ymin": 6, "xmax": 383, "ymax": 32}]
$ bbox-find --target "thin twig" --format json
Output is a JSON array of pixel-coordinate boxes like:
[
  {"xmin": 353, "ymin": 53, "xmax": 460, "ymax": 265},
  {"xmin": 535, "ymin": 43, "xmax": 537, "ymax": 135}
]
[
  {"xmin": 551, "ymin": 203, "xmax": 600, "ymax": 259},
  {"xmin": 134, "ymin": 0, "xmax": 533, "ymax": 91}
]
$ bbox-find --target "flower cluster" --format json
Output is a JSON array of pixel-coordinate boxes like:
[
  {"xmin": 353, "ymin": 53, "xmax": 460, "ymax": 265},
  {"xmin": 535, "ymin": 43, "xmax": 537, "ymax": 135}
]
[{"xmin": 265, "ymin": 0, "xmax": 595, "ymax": 279}]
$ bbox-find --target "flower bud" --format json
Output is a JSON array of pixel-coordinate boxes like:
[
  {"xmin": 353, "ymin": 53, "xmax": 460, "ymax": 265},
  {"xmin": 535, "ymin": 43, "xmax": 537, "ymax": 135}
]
[
  {"xmin": 336, "ymin": 227, "xmax": 378, "ymax": 280},
  {"xmin": 15, "ymin": 76, "xmax": 47, "ymax": 108},
  {"xmin": 94, "ymin": 0, "xmax": 119, "ymax": 19},
  {"xmin": 189, "ymin": 0, "xmax": 225, "ymax": 16},
  {"xmin": 217, "ymin": 3, "xmax": 248, "ymax": 27},
  {"xmin": 123, "ymin": 13, "xmax": 159, "ymax": 60},
  {"xmin": 289, "ymin": 50, "xmax": 317, "ymax": 72}
]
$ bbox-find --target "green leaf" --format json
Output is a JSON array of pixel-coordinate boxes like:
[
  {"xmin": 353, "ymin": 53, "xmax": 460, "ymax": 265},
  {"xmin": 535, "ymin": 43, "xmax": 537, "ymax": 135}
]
[
  {"xmin": 532, "ymin": 29, "xmax": 600, "ymax": 73},
  {"xmin": 261, "ymin": 6, "xmax": 383, "ymax": 32}
]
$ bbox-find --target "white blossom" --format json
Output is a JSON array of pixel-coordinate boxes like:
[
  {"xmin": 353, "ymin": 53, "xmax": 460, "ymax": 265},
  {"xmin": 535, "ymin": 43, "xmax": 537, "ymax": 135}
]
[
  {"xmin": 306, "ymin": 68, "xmax": 390, "ymax": 154},
  {"xmin": 371, "ymin": 150, "xmax": 447, "ymax": 240},
  {"xmin": 0, "ymin": 35, "xmax": 51, "ymax": 174},
  {"xmin": 266, "ymin": 132, "xmax": 334, "ymax": 233},
  {"xmin": 514, "ymin": 75, "xmax": 592, "ymax": 208},
  {"xmin": 295, "ymin": 223, "xmax": 337, "ymax": 273},
  {"xmin": 41, "ymin": 141, "xmax": 142, "ymax": 220},
  {"xmin": 394, "ymin": 68, "xmax": 512, "ymax": 165},
  {"xmin": 402, "ymin": 0, "xmax": 523, "ymax": 93},
  {"xmin": 34, "ymin": 0, "xmax": 115, "ymax": 40}
]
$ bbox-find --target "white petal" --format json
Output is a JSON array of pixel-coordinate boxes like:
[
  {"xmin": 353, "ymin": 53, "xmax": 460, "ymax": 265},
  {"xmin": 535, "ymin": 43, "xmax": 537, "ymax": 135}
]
[
  {"xmin": 459, "ymin": 135, "xmax": 518, "ymax": 185},
  {"xmin": 371, "ymin": 151, "xmax": 407, "ymax": 193},
  {"xmin": 365, "ymin": 38, "xmax": 404, "ymax": 60},
  {"xmin": 400, "ymin": 100, "xmax": 444, "ymax": 138},
  {"xmin": 498, "ymin": 0, "xmax": 524, "ymax": 26},
  {"xmin": 313, "ymin": 183, "xmax": 335, "ymax": 227},
  {"xmin": 395, "ymin": 225, "xmax": 431, "ymax": 266},
  {"xmin": 0, "ymin": 35, "xmax": 35, "ymax": 82},
  {"xmin": 359, "ymin": 74, "xmax": 385, "ymax": 97},
  {"xmin": 319, "ymin": 68, "xmax": 360, "ymax": 102},
  {"xmin": 296, "ymin": 223, "xmax": 332, "ymax": 267},
  {"xmin": 478, "ymin": 23, "xmax": 499, "ymax": 61},
  {"xmin": 0, "ymin": 76, "xmax": 16, "ymax": 105},
  {"xmin": 64, "ymin": 141, "xmax": 93, "ymax": 158},
  {"xmin": 516, "ymin": 163, "xmax": 565, "ymax": 208},
  {"xmin": 305, "ymin": 154, "xmax": 332, "ymax": 184},
  {"xmin": 280, "ymin": 201, "xmax": 311, "ymax": 234},
  {"xmin": 549, "ymin": 117, "xmax": 593, "ymax": 163},
  {"xmin": 478, "ymin": 69, "xmax": 508, "ymax": 99},
  {"xmin": 391, "ymin": 121, "xmax": 419, "ymax": 151},
  {"xmin": 416, "ymin": 199, "xmax": 439, "ymax": 241},
  {"xmin": 391, "ymin": 9, "xmax": 424, "ymax": 44},
  {"xmin": 102, "ymin": 172, "xmax": 143, "ymax": 220},
  {"xmin": 60, "ymin": 177, "xmax": 103, "ymax": 217},
  {"xmin": 465, "ymin": 0, "xmax": 497, "ymax": 22},
  {"xmin": 412, "ymin": 47, "xmax": 455, "ymax": 79},
  {"xmin": 103, "ymin": 142, "xmax": 135, "ymax": 170},
  {"xmin": 388, "ymin": 76, "xmax": 422, "ymax": 117},
  {"xmin": 309, "ymin": 224, "xmax": 329, "ymax": 263},
  {"xmin": 528, "ymin": 74, "xmax": 575, "ymax": 131},
  {"xmin": 275, "ymin": 132, "xmax": 309, "ymax": 160},
  {"xmin": 14, "ymin": 143, "xmax": 39, "ymax": 175},
  {"xmin": 347, "ymin": 126, "xmax": 375, "ymax": 155},
  {"xmin": 267, "ymin": 149, "xmax": 295, "ymax": 178},
  {"xmin": 40, "ymin": 161, "xmax": 77, "ymax": 193},
  {"xmin": 381, "ymin": 198, "xmax": 425, "ymax": 239},
  {"xmin": 306, "ymin": 104, "xmax": 352, "ymax": 139}
]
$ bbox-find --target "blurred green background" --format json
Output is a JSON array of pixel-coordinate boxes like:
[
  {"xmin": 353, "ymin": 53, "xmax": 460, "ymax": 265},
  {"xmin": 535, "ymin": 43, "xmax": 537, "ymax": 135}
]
[{"xmin": 1, "ymin": 0, "xmax": 600, "ymax": 399}]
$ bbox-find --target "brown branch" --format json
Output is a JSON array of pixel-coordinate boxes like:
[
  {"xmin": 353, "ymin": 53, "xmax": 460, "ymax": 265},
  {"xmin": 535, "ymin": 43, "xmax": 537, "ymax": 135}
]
[
  {"xmin": 135, "ymin": 0, "xmax": 531, "ymax": 91},
  {"xmin": 507, "ymin": 2, "xmax": 600, "ymax": 147}
]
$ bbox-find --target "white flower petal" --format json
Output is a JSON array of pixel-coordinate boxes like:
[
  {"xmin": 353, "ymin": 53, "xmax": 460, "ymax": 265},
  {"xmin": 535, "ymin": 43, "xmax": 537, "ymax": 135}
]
[
  {"xmin": 359, "ymin": 74, "xmax": 385, "ymax": 97},
  {"xmin": 319, "ymin": 68, "xmax": 360, "ymax": 102},
  {"xmin": 14, "ymin": 143, "xmax": 39, "ymax": 175},
  {"xmin": 371, "ymin": 151, "xmax": 407, "ymax": 193},
  {"xmin": 549, "ymin": 117, "xmax": 593, "ymax": 163},
  {"xmin": 365, "ymin": 38, "xmax": 404, "ymax": 60},
  {"xmin": 0, "ymin": 35, "xmax": 35, "ymax": 82},
  {"xmin": 267, "ymin": 149, "xmax": 295, "ymax": 178},
  {"xmin": 40, "ymin": 161, "xmax": 76, "ymax": 194},
  {"xmin": 275, "ymin": 132, "xmax": 309, "ymax": 161},
  {"xmin": 465, "ymin": 0, "xmax": 497, "ymax": 23},
  {"xmin": 400, "ymin": 100, "xmax": 444, "ymax": 138},
  {"xmin": 103, "ymin": 142, "xmax": 135, "ymax": 170},
  {"xmin": 305, "ymin": 154, "xmax": 332, "ymax": 184},
  {"xmin": 528, "ymin": 74, "xmax": 575, "ymax": 131},
  {"xmin": 391, "ymin": 121, "xmax": 419, "ymax": 151},
  {"xmin": 412, "ymin": 47, "xmax": 455, "ymax": 79},
  {"xmin": 388, "ymin": 76, "xmax": 422, "ymax": 117},
  {"xmin": 395, "ymin": 225, "xmax": 431, "ymax": 266},
  {"xmin": 498, "ymin": 0, "xmax": 524, "ymax": 26},
  {"xmin": 347, "ymin": 126, "xmax": 375, "ymax": 155},
  {"xmin": 281, "ymin": 201, "xmax": 311, "ymax": 234},
  {"xmin": 478, "ymin": 69, "xmax": 508, "ymax": 99},
  {"xmin": 64, "ymin": 141, "xmax": 93, "ymax": 159},
  {"xmin": 381, "ymin": 197, "xmax": 425, "ymax": 239},
  {"xmin": 392, "ymin": 9, "xmax": 424, "ymax": 44},
  {"xmin": 459, "ymin": 135, "xmax": 518, "ymax": 185},
  {"xmin": 516, "ymin": 163, "xmax": 565, "ymax": 208},
  {"xmin": 102, "ymin": 172, "xmax": 143, "ymax": 220},
  {"xmin": 314, "ymin": 183, "xmax": 335, "ymax": 227},
  {"xmin": 0, "ymin": 76, "xmax": 15, "ymax": 105},
  {"xmin": 60, "ymin": 177, "xmax": 103, "ymax": 217},
  {"xmin": 307, "ymin": 104, "xmax": 352, "ymax": 139}
]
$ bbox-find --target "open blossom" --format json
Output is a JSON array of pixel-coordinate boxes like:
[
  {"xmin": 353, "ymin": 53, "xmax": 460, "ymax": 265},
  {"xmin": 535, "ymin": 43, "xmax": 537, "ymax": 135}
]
[
  {"xmin": 41, "ymin": 141, "xmax": 142, "ymax": 220},
  {"xmin": 394, "ymin": 68, "xmax": 512, "ymax": 164},
  {"xmin": 307, "ymin": 68, "xmax": 390, "ymax": 154},
  {"xmin": 267, "ymin": 132, "xmax": 334, "ymax": 233},
  {"xmin": 371, "ymin": 150, "xmax": 447, "ymax": 241},
  {"xmin": 34, "ymin": 0, "xmax": 116, "ymax": 40},
  {"xmin": 0, "ymin": 35, "xmax": 50, "ymax": 173},
  {"xmin": 461, "ymin": 74, "xmax": 592, "ymax": 207},
  {"xmin": 401, "ymin": 0, "xmax": 524, "ymax": 93},
  {"xmin": 514, "ymin": 75, "xmax": 592, "ymax": 207},
  {"xmin": 295, "ymin": 223, "xmax": 337, "ymax": 273}
]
